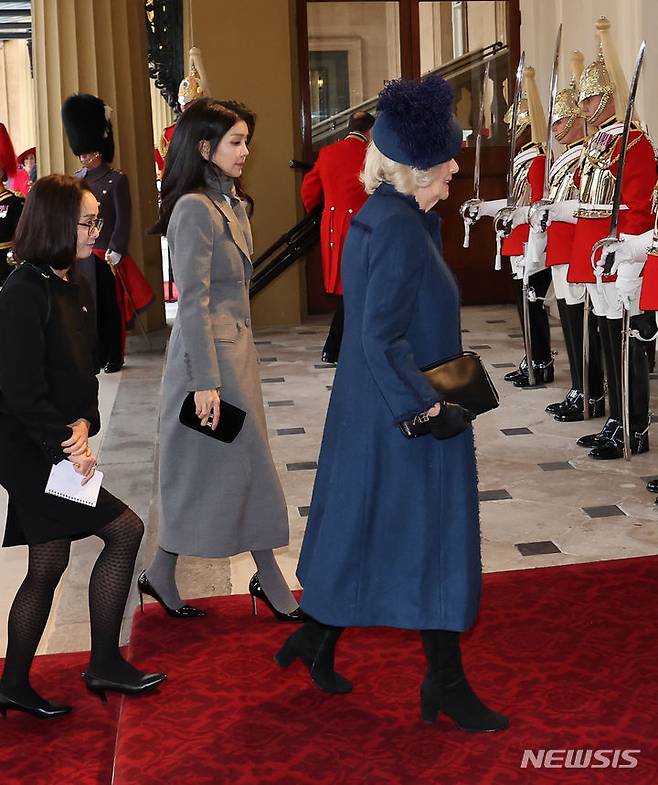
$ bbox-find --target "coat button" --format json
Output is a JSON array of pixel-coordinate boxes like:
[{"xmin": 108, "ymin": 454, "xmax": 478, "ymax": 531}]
[
  {"xmin": 348, "ymin": 208, "xmax": 353, "ymax": 214},
  {"xmin": 102, "ymin": 189, "xmax": 107, "ymax": 195}
]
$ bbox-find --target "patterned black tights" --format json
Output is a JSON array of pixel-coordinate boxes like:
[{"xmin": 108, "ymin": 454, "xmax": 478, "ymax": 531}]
[{"xmin": 1, "ymin": 509, "xmax": 144, "ymax": 703}]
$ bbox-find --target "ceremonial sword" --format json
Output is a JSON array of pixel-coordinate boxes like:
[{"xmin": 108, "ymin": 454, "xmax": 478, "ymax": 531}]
[
  {"xmin": 460, "ymin": 59, "xmax": 490, "ymax": 249},
  {"xmin": 521, "ymin": 27, "xmax": 561, "ymax": 387},
  {"xmin": 589, "ymin": 40, "xmax": 646, "ymax": 460},
  {"xmin": 493, "ymin": 51, "xmax": 525, "ymax": 272}
]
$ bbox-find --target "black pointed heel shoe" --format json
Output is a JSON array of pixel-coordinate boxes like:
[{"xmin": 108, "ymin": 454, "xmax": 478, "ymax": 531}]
[
  {"xmin": 248, "ymin": 573, "xmax": 306, "ymax": 623},
  {"xmin": 137, "ymin": 571, "xmax": 205, "ymax": 619},
  {"xmin": 81, "ymin": 671, "xmax": 167, "ymax": 703},
  {"xmin": 0, "ymin": 688, "xmax": 72, "ymax": 719},
  {"xmin": 275, "ymin": 621, "xmax": 352, "ymax": 694}
]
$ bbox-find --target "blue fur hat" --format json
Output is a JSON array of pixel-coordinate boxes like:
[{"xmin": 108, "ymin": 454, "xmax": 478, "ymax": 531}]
[{"xmin": 372, "ymin": 75, "xmax": 462, "ymax": 169}]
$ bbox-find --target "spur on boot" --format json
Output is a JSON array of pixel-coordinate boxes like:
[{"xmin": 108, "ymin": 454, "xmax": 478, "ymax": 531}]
[
  {"xmin": 576, "ymin": 417, "xmax": 619, "ymax": 448},
  {"xmin": 588, "ymin": 424, "xmax": 649, "ymax": 460},
  {"xmin": 513, "ymin": 359, "xmax": 554, "ymax": 387},
  {"xmin": 646, "ymin": 478, "xmax": 658, "ymax": 494},
  {"xmin": 554, "ymin": 393, "xmax": 605, "ymax": 422},
  {"xmin": 275, "ymin": 622, "xmax": 352, "ymax": 694},
  {"xmin": 0, "ymin": 687, "xmax": 72, "ymax": 719},
  {"xmin": 420, "ymin": 674, "xmax": 509, "ymax": 733},
  {"xmin": 137, "ymin": 571, "xmax": 205, "ymax": 618},
  {"xmin": 545, "ymin": 388, "xmax": 579, "ymax": 415},
  {"xmin": 248, "ymin": 573, "xmax": 306, "ymax": 623},
  {"xmin": 81, "ymin": 670, "xmax": 167, "ymax": 702}
]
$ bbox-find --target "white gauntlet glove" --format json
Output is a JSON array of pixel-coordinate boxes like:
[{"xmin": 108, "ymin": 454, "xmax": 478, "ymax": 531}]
[
  {"xmin": 474, "ymin": 198, "xmax": 508, "ymax": 220},
  {"xmin": 511, "ymin": 206, "xmax": 530, "ymax": 229},
  {"xmin": 615, "ymin": 260, "xmax": 644, "ymax": 312},
  {"xmin": 105, "ymin": 250, "xmax": 122, "ymax": 267},
  {"xmin": 538, "ymin": 199, "xmax": 579, "ymax": 228}
]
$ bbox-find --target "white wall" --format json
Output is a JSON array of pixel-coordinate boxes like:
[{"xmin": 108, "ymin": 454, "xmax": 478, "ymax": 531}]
[{"xmin": 520, "ymin": 0, "xmax": 657, "ymax": 140}]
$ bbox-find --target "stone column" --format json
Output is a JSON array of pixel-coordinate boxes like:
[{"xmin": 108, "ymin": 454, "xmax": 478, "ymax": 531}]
[{"xmin": 32, "ymin": 0, "xmax": 164, "ymax": 331}]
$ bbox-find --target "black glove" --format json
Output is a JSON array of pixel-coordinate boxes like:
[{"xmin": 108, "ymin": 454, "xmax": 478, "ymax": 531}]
[
  {"xmin": 428, "ymin": 402, "xmax": 475, "ymax": 439},
  {"xmin": 399, "ymin": 402, "xmax": 475, "ymax": 440}
]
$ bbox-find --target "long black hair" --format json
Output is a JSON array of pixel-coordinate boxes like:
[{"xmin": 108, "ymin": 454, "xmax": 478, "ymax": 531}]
[{"xmin": 152, "ymin": 98, "xmax": 244, "ymax": 234}]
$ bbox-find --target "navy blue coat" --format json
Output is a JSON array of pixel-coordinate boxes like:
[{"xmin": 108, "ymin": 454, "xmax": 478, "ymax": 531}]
[{"xmin": 297, "ymin": 182, "xmax": 482, "ymax": 631}]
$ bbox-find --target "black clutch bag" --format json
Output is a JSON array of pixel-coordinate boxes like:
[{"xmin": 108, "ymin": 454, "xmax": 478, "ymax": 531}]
[
  {"xmin": 421, "ymin": 351, "xmax": 499, "ymax": 416},
  {"xmin": 179, "ymin": 392, "xmax": 246, "ymax": 443}
]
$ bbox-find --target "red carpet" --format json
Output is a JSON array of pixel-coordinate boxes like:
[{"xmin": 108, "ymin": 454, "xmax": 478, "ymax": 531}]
[
  {"xmin": 0, "ymin": 650, "xmax": 120, "ymax": 785},
  {"xmin": 111, "ymin": 557, "xmax": 658, "ymax": 785}
]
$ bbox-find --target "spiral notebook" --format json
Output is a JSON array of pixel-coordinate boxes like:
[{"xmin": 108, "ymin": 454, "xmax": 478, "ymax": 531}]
[{"xmin": 45, "ymin": 460, "xmax": 103, "ymax": 507}]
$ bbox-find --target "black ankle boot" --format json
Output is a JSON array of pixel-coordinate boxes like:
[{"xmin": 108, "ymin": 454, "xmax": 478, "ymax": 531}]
[
  {"xmin": 554, "ymin": 393, "xmax": 606, "ymax": 422},
  {"xmin": 588, "ymin": 423, "xmax": 650, "ymax": 460},
  {"xmin": 576, "ymin": 417, "xmax": 619, "ymax": 448},
  {"xmin": 546, "ymin": 388, "xmax": 579, "ymax": 415},
  {"xmin": 419, "ymin": 630, "xmax": 509, "ymax": 733},
  {"xmin": 275, "ymin": 620, "xmax": 352, "ymax": 694},
  {"xmin": 504, "ymin": 357, "xmax": 527, "ymax": 383},
  {"xmin": 513, "ymin": 359, "xmax": 554, "ymax": 387}
]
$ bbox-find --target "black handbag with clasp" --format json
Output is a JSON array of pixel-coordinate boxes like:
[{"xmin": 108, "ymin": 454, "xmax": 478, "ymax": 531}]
[{"xmin": 421, "ymin": 351, "xmax": 499, "ymax": 416}]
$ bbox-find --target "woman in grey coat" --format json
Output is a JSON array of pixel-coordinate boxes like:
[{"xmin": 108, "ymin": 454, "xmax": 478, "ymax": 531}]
[{"xmin": 140, "ymin": 99, "xmax": 302, "ymax": 622}]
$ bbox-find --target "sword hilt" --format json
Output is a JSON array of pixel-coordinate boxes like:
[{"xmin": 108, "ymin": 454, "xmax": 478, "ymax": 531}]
[
  {"xmin": 528, "ymin": 199, "xmax": 552, "ymax": 234},
  {"xmin": 591, "ymin": 236, "xmax": 620, "ymax": 287},
  {"xmin": 493, "ymin": 206, "xmax": 515, "ymax": 239},
  {"xmin": 463, "ymin": 221, "xmax": 471, "ymax": 249}
]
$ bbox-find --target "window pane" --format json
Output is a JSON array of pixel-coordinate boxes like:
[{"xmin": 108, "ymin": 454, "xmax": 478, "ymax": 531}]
[
  {"xmin": 419, "ymin": 1, "xmax": 510, "ymax": 146},
  {"xmin": 307, "ymin": 1, "xmax": 401, "ymax": 152}
]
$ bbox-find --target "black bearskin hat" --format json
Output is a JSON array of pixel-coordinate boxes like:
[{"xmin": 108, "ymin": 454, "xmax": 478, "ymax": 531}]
[{"xmin": 62, "ymin": 93, "xmax": 115, "ymax": 163}]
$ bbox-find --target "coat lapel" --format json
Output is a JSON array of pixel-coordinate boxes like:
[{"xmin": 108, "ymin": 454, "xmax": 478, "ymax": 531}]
[{"xmin": 213, "ymin": 197, "xmax": 253, "ymax": 266}]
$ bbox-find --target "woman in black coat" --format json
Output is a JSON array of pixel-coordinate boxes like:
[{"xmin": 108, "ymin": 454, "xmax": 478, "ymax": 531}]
[{"xmin": 0, "ymin": 175, "xmax": 165, "ymax": 719}]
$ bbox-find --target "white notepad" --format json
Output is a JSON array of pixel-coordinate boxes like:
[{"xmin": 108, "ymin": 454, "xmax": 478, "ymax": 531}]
[{"xmin": 45, "ymin": 460, "xmax": 103, "ymax": 507}]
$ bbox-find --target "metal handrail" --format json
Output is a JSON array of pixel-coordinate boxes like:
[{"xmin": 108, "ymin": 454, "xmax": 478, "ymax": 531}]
[{"xmin": 311, "ymin": 41, "xmax": 507, "ymax": 144}]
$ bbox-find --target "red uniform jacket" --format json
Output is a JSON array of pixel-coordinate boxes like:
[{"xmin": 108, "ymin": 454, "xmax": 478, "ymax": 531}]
[
  {"xmin": 155, "ymin": 123, "xmax": 175, "ymax": 179},
  {"xmin": 501, "ymin": 152, "xmax": 545, "ymax": 256},
  {"xmin": 640, "ymin": 185, "xmax": 658, "ymax": 309},
  {"xmin": 301, "ymin": 133, "xmax": 369, "ymax": 295},
  {"xmin": 545, "ymin": 142, "xmax": 584, "ymax": 267},
  {"xmin": 568, "ymin": 129, "xmax": 656, "ymax": 284}
]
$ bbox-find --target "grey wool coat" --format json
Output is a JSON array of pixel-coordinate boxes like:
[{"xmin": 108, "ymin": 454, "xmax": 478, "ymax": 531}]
[{"xmin": 158, "ymin": 174, "xmax": 289, "ymax": 557}]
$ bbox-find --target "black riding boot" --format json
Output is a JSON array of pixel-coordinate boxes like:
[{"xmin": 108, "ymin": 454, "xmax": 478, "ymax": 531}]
[
  {"xmin": 275, "ymin": 619, "xmax": 352, "ymax": 694},
  {"xmin": 554, "ymin": 303, "xmax": 605, "ymax": 421},
  {"xmin": 589, "ymin": 318, "xmax": 650, "ymax": 459},
  {"xmin": 322, "ymin": 298, "xmax": 344, "ymax": 364},
  {"xmin": 419, "ymin": 630, "xmax": 509, "ymax": 732}
]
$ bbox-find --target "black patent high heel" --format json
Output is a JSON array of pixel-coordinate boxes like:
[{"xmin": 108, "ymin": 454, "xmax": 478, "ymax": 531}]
[
  {"xmin": 0, "ymin": 687, "xmax": 72, "ymax": 719},
  {"xmin": 137, "ymin": 571, "xmax": 205, "ymax": 619},
  {"xmin": 81, "ymin": 671, "xmax": 167, "ymax": 703},
  {"xmin": 248, "ymin": 573, "xmax": 306, "ymax": 623}
]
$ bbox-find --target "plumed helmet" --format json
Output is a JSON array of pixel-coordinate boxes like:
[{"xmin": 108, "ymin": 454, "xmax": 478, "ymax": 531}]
[
  {"xmin": 0, "ymin": 123, "xmax": 17, "ymax": 180},
  {"xmin": 552, "ymin": 52, "xmax": 584, "ymax": 140},
  {"xmin": 578, "ymin": 45, "xmax": 614, "ymax": 106},
  {"xmin": 178, "ymin": 47, "xmax": 210, "ymax": 109},
  {"xmin": 62, "ymin": 93, "xmax": 115, "ymax": 163},
  {"xmin": 372, "ymin": 75, "xmax": 462, "ymax": 170},
  {"xmin": 504, "ymin": 97, "xmax": 530, "ymax": 141}
]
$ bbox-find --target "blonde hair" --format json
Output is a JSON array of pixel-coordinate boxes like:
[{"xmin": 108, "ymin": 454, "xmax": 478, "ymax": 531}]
[{"xmin": 360, "ymin": 141, "xmax": 435, "ymax": 195}]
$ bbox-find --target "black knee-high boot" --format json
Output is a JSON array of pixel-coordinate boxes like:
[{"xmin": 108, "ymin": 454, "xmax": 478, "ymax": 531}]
[
  {"xmin": 557, "ymin": 298, "xmax": 579, "ymax": 389},
  {"xmin": 554, "ymin": 303, "xmax": 606, "ymax": 421},
  {"xmin": 419, "ymin": 630, "xmax": 509, "ymax": 732},
  {"xmin": 275, "ymin": 619, "xmax": 352, "ymax": 694}
]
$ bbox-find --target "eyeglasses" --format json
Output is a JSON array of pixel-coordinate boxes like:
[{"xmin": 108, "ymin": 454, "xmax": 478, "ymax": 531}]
[{"xmin": 77, "ymin": 218, "xmax": 104, "ymax": 236}]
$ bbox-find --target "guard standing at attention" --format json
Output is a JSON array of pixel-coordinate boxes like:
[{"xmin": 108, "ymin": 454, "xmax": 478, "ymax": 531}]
[{"xmin": 62, "ymin": 93, "xmax": 154, "ymax": 373}]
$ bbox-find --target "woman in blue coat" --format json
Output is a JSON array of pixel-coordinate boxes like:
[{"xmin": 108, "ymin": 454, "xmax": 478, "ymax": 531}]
[{"xmin": 276, "ymin": 76, "xmax": 508, "ymax": 733}]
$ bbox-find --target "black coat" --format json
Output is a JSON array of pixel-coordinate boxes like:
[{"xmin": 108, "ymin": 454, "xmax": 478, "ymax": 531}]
[
  {"xmin": 0, "ymin": 189, "xmax": 24, "ymax": 285},
  {"xmin": 0, "ymin": 263, "xmax": 124, "ymax": 546}
]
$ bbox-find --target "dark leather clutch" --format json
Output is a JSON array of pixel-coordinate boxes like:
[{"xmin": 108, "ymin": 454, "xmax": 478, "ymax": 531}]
[
  {"xmin": 421, "ymin": 351, "xmax": 499, "ymax": 416},
  {"xmin": 179, "ymin": 392, "xmax": 246, "ymax": 443}
]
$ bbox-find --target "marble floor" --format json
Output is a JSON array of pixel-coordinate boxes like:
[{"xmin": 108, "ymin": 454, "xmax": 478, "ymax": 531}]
[{"xmin": 1, "ymin": 304, "xmax": 658, "ymax": 657}]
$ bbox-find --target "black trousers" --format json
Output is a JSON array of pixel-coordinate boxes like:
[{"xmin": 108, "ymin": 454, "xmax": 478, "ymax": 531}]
[
  {"xmin": 510, "ymin": 267, "xmax": 552, "ymax": 365},
  {"xmin": 322, "ymin": 297, "xmax": 344, "ymax": 363}
]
